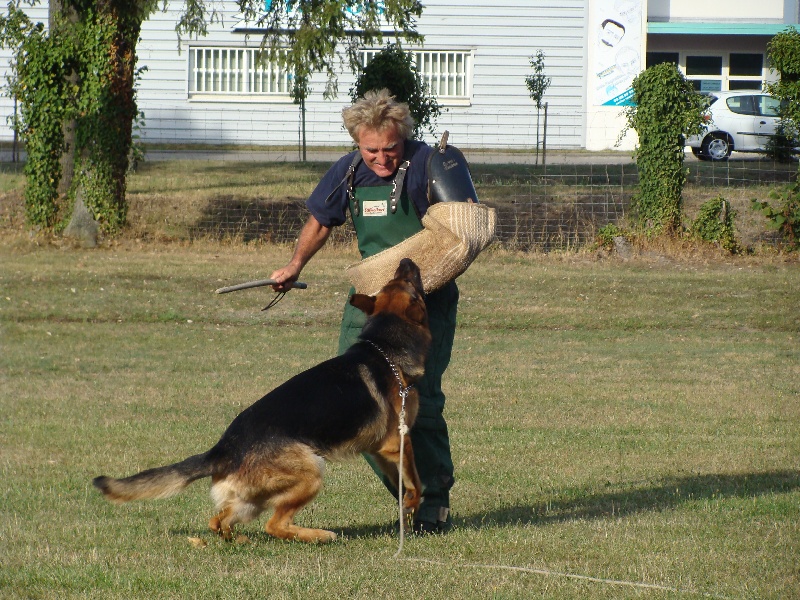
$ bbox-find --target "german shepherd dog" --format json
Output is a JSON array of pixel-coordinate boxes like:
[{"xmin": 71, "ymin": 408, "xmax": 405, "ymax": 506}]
[{"xmin": 93, "ymin": 258, "xmax": 430, "ymax": 543}]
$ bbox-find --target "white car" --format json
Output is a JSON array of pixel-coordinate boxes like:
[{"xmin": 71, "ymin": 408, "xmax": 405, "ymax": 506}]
[{"xmin": 686, "ymin": 91, "xmax": 788, "ymax": 161}]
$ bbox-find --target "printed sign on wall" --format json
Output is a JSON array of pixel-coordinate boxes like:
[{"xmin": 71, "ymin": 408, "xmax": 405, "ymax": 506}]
[{"xmin": 592, "ymin": 0, "xmax": 643, "ymax": 106}]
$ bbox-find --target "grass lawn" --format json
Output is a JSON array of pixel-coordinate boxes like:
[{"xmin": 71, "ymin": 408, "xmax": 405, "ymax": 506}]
[{"xmin": 1, "ymin": 239, "xmax": 798, "ymax": 599}]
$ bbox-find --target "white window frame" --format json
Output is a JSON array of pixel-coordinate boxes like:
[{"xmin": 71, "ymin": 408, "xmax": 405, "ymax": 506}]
[
  {"xmin": 360, "ymin": 48, "xmax": 473, "ymax": 105},
  {"xmin": 727, "ymin": 53, "xmax": 765, "ymax": 91},
  {"xmin": 187, "ymin": 45, "xmax": 293, "ymax": 102},
  {"xmin": 684, "ymin": 54, "xmax": 724, "ymax": 92},
  {"xmin": 681, "ymin": 52, "xmax": 766, "ymax": 92}
]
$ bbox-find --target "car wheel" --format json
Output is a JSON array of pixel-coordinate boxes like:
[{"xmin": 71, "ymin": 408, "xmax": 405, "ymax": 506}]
[
  {"xmin": 701, "ymin": 133, "xmax": 732, "ymax": 161},
  {"xmin": 691, "ymin": 146, "xmax": 710, "ymax": 161}
]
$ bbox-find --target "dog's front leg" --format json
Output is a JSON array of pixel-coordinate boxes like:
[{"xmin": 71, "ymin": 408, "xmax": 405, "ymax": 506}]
[
  {"xmin": 398, "ymin": 437, "xmax": 422, "ymax": 514},
  {"xmin": 373, "ymin": 434, "xmax": 423, "ymax": 515}
]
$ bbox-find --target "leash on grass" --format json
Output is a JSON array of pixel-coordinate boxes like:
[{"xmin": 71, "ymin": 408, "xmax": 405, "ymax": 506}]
[
  {"xmin": 397, "ymin": 558, "xmax": 731, "ymax": 598},
  {"xmin": 362, "ymin": 339, "xmax": 412, "ymax": 558},
  {"xmin": 393, "ymin": 392, "xmax": 410, "ymax": 558}
]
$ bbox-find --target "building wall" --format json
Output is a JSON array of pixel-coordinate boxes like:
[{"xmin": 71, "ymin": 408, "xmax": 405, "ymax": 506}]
[
  {"xmin": 646, "ymin": 35, "xmax": 780, "ymax": 87},
  {"xmin": 648, "ymin": 0, "xmax": 788, "ymax": 21},
  {"xmin": 0, "ymin": 2, "xmax": 590, "ymax": 150},
  {"xmin": 92, "ymin": 1, "xmax": 590, "ymax": 151},
  {"xmin": 0, "ymin": 2, "xmax": 794, "ymax": 153}
]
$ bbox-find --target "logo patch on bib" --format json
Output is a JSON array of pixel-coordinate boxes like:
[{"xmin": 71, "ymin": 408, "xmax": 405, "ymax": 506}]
[{"xmin": 362, "ymin": 200, "xmax": 388, "ymax": 217}]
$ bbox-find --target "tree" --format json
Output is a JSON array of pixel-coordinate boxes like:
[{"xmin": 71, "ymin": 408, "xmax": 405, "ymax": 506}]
[
  {"xmin": 182, "ymin": 1, "xmax": 424, "ymax": 162},
  {"xmin": 349, "ymin": 43, "xmax": 441, "ymax": 139},
  {"xmin": 620, "ymin": 63, "xmax": 707, "ymax": 234},
  {"xmin": 1, "ymin": 0, "xmax": 424, "ymax": 234},
  {"xmin": 1, "ymin": 0, "xmax": 158, "ymax": 234},
  {"xmin": 766, "ymin": 27, "xmax": 800, "ymax": 123},
  {"xmin": 524, "ymin": 50, "xmax": 550, "ymax": 163},
  {"xmin": 755, "ymin": 27, "xmax": 800, "ymax": 249},
  {"xmin": 765, "ymin": 26, "xmax": 800, "ymax": 161}
]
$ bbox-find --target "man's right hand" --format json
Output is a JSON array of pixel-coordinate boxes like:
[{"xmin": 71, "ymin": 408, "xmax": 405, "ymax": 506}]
[
  {"xmin": 268, "ymin": 215, "xmax": 332, "ymax": 292},
  {"xmin": 268, "ymin": 265, "xmax": 301, "ymax": 292}
]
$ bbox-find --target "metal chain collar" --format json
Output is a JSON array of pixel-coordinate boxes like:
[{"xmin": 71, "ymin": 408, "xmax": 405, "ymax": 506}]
[{"xmin": 362, "ymin": 339, "xmax": 413, "ymax": 410}]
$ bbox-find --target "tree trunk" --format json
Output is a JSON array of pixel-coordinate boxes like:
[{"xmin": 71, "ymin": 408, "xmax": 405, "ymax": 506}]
[
  {"xmin": 63, "ymin": 183, "xmax": 98, "ymax": 247},
  {"xmin": 50, "ymin": 0, "xmax": 78, "ymax": 197},
  {"xmin": 72, "ymin": 1, "xmax": 144, "ymax": 233}
]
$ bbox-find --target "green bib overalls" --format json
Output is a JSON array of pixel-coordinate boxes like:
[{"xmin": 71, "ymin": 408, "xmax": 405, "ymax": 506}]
[{"xmin": 337, "ymin": 161, "xmax": 457, "ymax": 527}]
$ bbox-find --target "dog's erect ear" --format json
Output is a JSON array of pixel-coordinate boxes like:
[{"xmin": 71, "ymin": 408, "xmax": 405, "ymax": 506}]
[
  {"xmin": 404, "ymin": 302, "xmax": 427, "ymax": 325},
  {"xmin": 350, "ymin": 293, "xmax": 376, "ymax": 315}
]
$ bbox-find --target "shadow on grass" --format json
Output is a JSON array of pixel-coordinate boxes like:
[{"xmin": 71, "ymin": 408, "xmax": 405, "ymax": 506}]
[
  {"xmin": 335, "ymin": 470, "xmax": 799, "ymax": 539},
  {"xmin": 455, "ymin": 470, "xmax": 800, "ymax": 531},
  {"xmin": 168, "ymin": 470, "xmax": 799, "ymax": 542}
]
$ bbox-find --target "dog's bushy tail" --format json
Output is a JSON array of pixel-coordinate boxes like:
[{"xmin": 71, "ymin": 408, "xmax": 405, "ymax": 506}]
[{"xmin": 93, "ymin": 452, "xmax": 214, "ymax": 504}]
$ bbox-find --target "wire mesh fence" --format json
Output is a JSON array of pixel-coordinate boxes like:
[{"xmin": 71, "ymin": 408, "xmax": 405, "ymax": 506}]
[
  {"xmin": 482, "ymin": 159, "xmax": 796, "ymax": 250},
  {"xmin": 476, "ymin": 163, "xmax": 638, "ymax": 251},
  {"xmin": 179, "ymin": 157, "xmax": 796, "ymax": 251},
  {"xmin": 181, "ymin": 164, "xmax": 640, "ymax": 251},
  {"xmin": 2, "ymin": 149, "xmax": 796, "ymax": 250},
  {"xmin": 189, "ymin": 197, "xmax": 319, "ymax": 244}
]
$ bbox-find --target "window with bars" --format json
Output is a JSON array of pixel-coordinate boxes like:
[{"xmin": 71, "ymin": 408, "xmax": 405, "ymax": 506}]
[
  {"xmin": 361, "ymin": 49, "xmax": 472, "ymax": 102},
  {"xmin": 188, "ymin": 46, "xmax": 292, "ymax": 98}
]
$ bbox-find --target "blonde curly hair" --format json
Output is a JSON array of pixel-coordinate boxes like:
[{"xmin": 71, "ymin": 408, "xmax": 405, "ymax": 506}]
[{"xmin": 342, "ymin": 88, "xmax": 415, "ymax": 142}]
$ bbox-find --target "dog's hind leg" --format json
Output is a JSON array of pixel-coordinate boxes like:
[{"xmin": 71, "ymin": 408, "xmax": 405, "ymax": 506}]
[
  {"xmin": 266, "ymin": 491, "xmax": 336, "ymax": 543},
  {"xmin": 209, "ymin": 505, "xmax": 235, "ymax": 540},
  {"xmin": 208, "ymin": 477, "xmax": 263, "ymax": 540},
  {"xmin": 263, "ymin": 448, "xmax": 336, "ymax": 543}
]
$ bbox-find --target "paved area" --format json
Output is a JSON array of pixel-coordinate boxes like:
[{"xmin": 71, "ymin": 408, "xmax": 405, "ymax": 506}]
[
  {"xmin": 141, "ymin": 147, "xmax": 637, "ymax": 165},
  {"xmin": 2, "ymin": 147, "xmax": 771, "ymax": 165}
]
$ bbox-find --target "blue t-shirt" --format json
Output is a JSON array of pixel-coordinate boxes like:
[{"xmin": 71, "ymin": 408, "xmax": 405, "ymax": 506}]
[{"xmin": 306, "ymin": 139, "xmax": 433, "ymax": 228}]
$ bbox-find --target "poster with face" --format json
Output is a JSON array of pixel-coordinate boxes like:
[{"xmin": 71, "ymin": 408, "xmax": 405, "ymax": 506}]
[{"xmin": 592, "ymin": 0, "xmax": 642, "ymax": 106}]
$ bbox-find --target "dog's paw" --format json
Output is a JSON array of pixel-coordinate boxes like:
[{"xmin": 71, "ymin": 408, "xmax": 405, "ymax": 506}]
[
  {"xmin": 402, "ymin": 488, "xmax": 420, "ymax": 512},
  {"xmin": 315, "ymin": 530, "xmax": 337, "ymax": 544},
  {"xmin": 209, "ymin": 515, "xmax": 235, "ymax": 541}
]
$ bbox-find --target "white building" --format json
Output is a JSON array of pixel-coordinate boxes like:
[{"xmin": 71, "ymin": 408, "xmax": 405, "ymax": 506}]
[{"xmin": 0, "ymin": 1, "xmax": 797, "ymax": 152}]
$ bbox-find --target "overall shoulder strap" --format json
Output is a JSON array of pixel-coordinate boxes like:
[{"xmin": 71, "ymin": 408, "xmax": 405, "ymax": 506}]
[
  {"xmin": 389, "ymin": 161, "xmax": 410, "ymax": 214},
  {"xmin": 346, "ymin": 152, "xmax": 363, "ymax": 215},
  {"xmin": 389, "ymin": 143, "xmax": 415, "ymax": 214},
  {"xmin": 324, "ymin": 151, "xmax": 363, "ymax": 212}
]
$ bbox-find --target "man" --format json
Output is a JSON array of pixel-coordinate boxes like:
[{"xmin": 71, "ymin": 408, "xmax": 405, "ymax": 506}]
[{"xmin": 270, "ymin": 88, "xmax": 456, "ymax": 533}]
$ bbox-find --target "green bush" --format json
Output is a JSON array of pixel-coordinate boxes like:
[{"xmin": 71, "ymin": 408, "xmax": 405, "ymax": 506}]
[
  {"xmin": 763, "ymin": 120, "xmax": 798, "ymax": 164},
  {"xmin": 596, "ymin": 223, "xmax": 627, "ymax": 250},
  {"xmin": 620, "ymin": 63, "xmax": 707, "ymax": 235},
  {"xmin": 690, "ymin": 196, "xmax": 739, "ymax": 253},
  {"xmin": 752, "ymin": 184, "xmax": 800, "ymax": 250},
  {"xmin": 766, "ymin": 27, "xmax": 800, "ymax": 128},
  {"xmin": 350, "ymin": 43, "xmax": 442, "ymax": 139}
]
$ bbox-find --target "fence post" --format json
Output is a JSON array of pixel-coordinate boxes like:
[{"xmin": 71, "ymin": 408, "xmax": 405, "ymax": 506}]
[
  {"xmin": 542, "ymin": 102, "xmax": 548, "ymax": 166},
  {"xmin": 300, "ymin": 98, "xmax": 307, "ymax": 162},
  {"xmin": 12, "ymin": 96, "xmax": 18, "ymax": 163}
]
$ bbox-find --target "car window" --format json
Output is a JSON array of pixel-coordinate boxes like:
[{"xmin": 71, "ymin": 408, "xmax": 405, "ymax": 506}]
[
  {"xmin": 757, "ymin": 96, "xmax": 782, "ymax": 117},
  {"xmin": 726, "ymin": 95, "xmax": 757, "ymax": 115}
]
